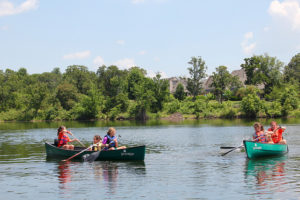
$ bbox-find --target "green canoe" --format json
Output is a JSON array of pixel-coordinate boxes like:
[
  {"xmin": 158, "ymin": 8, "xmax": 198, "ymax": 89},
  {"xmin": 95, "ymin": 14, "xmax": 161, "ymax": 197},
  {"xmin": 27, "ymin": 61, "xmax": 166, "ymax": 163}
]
[
  {"xmin": 45, "ymin": 142, "xmax": 146, "ymax": 161},
  {"xmin": 243, "ymin": 140, "xmax": 288, "ymax": 159}
]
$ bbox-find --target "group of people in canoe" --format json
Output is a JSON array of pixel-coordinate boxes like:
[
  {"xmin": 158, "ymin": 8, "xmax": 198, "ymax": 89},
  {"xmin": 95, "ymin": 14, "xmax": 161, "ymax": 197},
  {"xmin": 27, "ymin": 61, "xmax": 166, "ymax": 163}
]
[
  {"xmin": 253, "ymin": 121, "xmax": 286, "ymax": 144},
  {"xmin": 57, "ymin": 126, "xmax": 126, "ymax": 151}
]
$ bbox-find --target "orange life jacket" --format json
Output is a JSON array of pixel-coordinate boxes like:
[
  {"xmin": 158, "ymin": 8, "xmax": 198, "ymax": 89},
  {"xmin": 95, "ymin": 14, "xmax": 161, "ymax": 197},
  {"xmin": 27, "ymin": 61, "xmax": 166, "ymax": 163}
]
[
  {"xmin": 58, "ymin": 131, "xmax": 70, "ymax": 147},
  {"xmin": 268, "ymin": 128, "xmax": 283, "ymax": 143}
]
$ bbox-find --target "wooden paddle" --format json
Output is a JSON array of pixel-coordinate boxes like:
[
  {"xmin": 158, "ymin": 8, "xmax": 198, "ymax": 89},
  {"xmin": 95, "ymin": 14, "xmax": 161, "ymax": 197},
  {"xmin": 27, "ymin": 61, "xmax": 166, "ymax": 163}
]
[
  {"xmin": 221, "ymin": 144, "xmax": 244, "ymax": 156},
  {"xmin": 62, "ymin": 142, "xmax": 101, "ymax": 162},
  {"xmin": 68, "ymin": 132, "xmax": 86, "ymax": 147}
]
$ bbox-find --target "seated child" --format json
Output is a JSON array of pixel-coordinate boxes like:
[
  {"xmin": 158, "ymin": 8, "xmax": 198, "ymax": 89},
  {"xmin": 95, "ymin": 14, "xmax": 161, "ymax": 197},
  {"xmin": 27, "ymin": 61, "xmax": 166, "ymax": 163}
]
[
  {"xmin": 57, "ymin": 126, "xmax": 78, "ymax": 150},
  {"xmin": 253, "ymin": 122, "xmax": 267, "ymax": 143},
  {"xmin": 91, "ymin": 135, "xmax": 104, "ymax": 151},
  {"xmin": 102, "ymin": 127, "xmax": 126, "ymax": 150}
]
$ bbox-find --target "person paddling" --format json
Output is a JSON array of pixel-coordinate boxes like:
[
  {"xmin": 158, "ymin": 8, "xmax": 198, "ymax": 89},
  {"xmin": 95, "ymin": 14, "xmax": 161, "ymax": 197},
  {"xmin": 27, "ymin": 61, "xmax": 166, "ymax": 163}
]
[
  {"xmin": 253, "ymin": 122, "xmax": 267, "ymax": 143},
  {"xmin": 57, "ymin": 126, "xmax": 78, "ymax": 150},
  {"xmin": 267, "ymin": 121, "xmax": 286, "ymax": 144},
  {"xmin": 102, "ymin": 127, "xmax": 126, "ymax": 150}
]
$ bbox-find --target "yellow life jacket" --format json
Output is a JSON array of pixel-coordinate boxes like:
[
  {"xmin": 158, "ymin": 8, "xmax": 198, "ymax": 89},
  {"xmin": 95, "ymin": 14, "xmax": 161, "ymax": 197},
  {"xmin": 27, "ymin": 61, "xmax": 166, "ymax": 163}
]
[{"xmin": 92, "ymin": 143, "xmax": 102, "ymax": 151}]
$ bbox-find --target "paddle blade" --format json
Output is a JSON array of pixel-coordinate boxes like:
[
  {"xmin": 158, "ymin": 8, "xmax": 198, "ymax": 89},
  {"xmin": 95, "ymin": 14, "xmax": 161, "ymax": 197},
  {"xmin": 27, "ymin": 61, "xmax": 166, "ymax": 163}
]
[
  {"xmin": 220, "ymin": 146, "xmax": 236, "ymax": 149},
  {"xmin": 83, "ymin": 151, "xmax": 101, "ymax": 162}
]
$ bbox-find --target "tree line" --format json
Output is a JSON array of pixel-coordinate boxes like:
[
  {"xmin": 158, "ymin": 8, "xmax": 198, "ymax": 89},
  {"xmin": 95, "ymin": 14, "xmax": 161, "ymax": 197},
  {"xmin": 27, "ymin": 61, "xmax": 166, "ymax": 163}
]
[{"xmin": 0, "ymin": 53, "xmax": 299, "ymax": 121}]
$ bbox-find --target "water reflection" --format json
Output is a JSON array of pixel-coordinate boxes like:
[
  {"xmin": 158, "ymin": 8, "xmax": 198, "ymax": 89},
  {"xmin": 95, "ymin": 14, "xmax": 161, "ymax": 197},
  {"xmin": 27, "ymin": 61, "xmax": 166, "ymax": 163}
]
[
  {"xmin": 55, "ymin": 161, "xmax": 146, "ymax": 196},
  {"xmin": 245, "ymin": 157, "xmax": 287, "ymax": 192},
  {"xmin": 57, "ymin": 161, "xmax": 72, "ymax": 189}
]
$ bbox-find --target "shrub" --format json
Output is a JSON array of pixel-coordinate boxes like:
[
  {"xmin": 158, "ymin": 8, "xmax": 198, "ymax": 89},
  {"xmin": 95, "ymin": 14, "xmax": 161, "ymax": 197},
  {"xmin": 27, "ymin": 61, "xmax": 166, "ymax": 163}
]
[
  {"xmin": 241, "ymin": 94, "xmax": 263, "ymax": 118},
  {"xmin": 264, "ymin": 101, "xmax": 282, "ymax": 118}
]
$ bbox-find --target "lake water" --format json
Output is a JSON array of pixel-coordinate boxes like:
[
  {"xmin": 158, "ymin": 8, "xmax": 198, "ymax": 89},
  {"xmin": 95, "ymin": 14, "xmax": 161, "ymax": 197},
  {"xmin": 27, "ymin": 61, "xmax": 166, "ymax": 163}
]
[{"xmin": 0, "ymin": 119, "xmax": 300, "ymax": 199}]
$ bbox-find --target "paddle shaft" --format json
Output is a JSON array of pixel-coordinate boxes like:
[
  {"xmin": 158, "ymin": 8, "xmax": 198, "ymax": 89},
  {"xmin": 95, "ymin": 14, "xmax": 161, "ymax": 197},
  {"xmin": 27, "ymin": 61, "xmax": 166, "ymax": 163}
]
[
  {"xmin": 69, "ymin": 132, "xmax": 86, "ymax": 147},
  {"xmin": 221, "ymin": 144, "xmax": 244, "ymax": 156},
  {"xmin": 62, "ymin": 141, "xmax": 101, "ymax": 162}
]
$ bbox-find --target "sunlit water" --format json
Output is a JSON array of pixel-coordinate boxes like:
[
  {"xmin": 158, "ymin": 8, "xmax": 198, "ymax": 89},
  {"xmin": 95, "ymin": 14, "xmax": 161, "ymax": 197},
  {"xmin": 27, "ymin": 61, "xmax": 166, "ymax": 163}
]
[{"xmin": 0, "ymin": 119, "xmax": 300, "ymax": 199}]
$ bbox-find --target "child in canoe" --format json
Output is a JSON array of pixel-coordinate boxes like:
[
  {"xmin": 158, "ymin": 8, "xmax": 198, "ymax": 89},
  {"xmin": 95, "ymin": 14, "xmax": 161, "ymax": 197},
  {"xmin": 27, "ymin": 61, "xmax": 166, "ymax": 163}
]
[
  {"xmin": 91, "ymin": 135, "xmax": 104, "ymax": 151},
  {"xmin": 253, "ymin": 122, "xmax": 267, "ymax": 143},
  {"xmin": 266, "ymin": 121, "xmax": 286, "ymax": 144},
  {"xmin": 102, "ymin": 127, "xmax": 126, "ymax": 150},
  {"xmin": 57, "ymin": 126, "xmax": 79, "ymax": 150}
]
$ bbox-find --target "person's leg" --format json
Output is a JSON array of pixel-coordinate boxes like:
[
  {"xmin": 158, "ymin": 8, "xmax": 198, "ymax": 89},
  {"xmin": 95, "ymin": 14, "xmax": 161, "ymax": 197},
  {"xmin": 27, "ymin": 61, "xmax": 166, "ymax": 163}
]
[{"xmin": 117, "ymin": 146, "xmax": 126, "ymax": 150}]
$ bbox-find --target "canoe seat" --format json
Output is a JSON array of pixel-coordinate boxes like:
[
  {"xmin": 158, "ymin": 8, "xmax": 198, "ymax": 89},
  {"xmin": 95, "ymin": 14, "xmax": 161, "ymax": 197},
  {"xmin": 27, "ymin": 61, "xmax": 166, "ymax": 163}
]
[{"xmin": 54, "ymin": 139, "xmax": 58, "ymax": 147}]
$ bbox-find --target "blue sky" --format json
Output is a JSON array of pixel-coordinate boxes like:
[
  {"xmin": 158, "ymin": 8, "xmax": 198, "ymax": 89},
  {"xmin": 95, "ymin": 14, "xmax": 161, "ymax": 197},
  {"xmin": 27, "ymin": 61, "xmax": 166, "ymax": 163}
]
[{"xmin": 0, "ymin": 0, "xmax": 300, "ymax": 77}]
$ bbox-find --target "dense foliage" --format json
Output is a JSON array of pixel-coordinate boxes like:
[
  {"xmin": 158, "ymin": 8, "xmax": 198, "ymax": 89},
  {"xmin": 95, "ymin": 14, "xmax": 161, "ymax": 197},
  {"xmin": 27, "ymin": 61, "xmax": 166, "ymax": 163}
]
[{"xmin": 0, "ymin": 53, "xmax": 299, "ymax": 121}]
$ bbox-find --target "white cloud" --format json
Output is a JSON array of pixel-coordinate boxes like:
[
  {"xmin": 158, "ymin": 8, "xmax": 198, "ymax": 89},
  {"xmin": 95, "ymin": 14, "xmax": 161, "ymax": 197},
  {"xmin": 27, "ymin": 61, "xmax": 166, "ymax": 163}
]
[
  {"xmin": 244, "ymin": 32, "xmax": 253, "ymax": 40},
  {"xmin": 241, "ymin": 32, "xmax": 256, "ymax": 55},
  {"xmin": 114, "ymin": 58, "xmax": 135, "ymax": 69},
  {"xmin": 0, "ymin": 0, "xmax": 38, "ymax": 17},
  {"xmin": 63, "ymin": 50, "xmax": 91, "ymax": 60},
  {"xmin": 138, "ymin": 50, "xmax": 146, "ymax": 55},
  {"xmin": 116, "ymin": 40, "xmax": 125, "ymax": 45},
  {"xmin": 131, "ymin": 0, "xmax": 145, "ymax": 4},
  {"xmin": 268, "ymin": 0, "xmax": 300, "ymax": 31},
  {"xmin": 93, "ymin": 56, "xmax": 105, "ymax": 66}
]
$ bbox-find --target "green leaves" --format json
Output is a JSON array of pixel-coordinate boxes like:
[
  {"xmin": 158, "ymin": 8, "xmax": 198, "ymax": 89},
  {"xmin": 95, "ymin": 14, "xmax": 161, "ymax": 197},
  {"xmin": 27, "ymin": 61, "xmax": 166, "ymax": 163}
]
[
  {"xmin": 241, "ymin": 94, "xmax": 263, "ymax": 118},
  {"xmin": 241, "ymin": 54, "xmax": 284, "ymax": 95},
  {"xmin": 187, "ymin": 56, "xmax": 207, "ymax": 99},
  {"xmin": 174, "ymin": 83, "xmax": 186, "ymax": 101}
]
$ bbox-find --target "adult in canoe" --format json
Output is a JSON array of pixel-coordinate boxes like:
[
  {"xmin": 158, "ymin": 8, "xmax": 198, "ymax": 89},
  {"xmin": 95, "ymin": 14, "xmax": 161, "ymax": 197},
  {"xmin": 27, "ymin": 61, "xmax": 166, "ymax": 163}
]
[
  {"xmin": 267, "ymin": 121, "xmax": 286, "ymax": 144},
  {"xmin": 57, "ymin": 126, "xmax": 79, "ymax": 150},
  {"xmin": 103, "ymin": 127, "xmax": 126, "ymax": 150}
]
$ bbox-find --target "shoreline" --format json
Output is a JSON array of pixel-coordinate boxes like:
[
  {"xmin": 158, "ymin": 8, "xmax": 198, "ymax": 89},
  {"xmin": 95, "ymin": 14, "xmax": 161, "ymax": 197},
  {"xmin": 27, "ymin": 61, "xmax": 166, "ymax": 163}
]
[{"xmin": 0, "ymin": 112, "xmax": 297, "ymax": 123}]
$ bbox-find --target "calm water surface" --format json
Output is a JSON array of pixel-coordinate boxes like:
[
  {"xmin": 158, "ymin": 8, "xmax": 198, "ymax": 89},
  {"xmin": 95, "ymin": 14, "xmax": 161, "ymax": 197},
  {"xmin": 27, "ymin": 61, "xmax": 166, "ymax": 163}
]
[{"xmin": 0, "ymin": 119, "xmax": 300, "ymax": 200}]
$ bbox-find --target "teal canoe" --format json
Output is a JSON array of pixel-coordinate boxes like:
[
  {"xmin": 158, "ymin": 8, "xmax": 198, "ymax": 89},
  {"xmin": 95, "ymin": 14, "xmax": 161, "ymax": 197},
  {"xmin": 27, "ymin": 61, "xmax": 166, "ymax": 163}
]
[
  {"xmin": 243, "ymin": 140, "xmax": 288, "ymax": 159},
  {"xmin": 45, "ymin": 142, "xmax": 146, "ymax": 161}
]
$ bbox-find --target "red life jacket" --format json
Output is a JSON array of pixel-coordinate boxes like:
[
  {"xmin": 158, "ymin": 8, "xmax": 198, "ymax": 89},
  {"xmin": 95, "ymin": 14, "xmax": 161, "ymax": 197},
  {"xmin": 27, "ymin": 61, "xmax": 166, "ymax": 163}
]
[
  {"xmin": 58, "ymin": 131, "xmax": 70, "ymax": 147},
  {"xmin": 268, "ymin": 128, "xmax": 283, "ymax": 143}
]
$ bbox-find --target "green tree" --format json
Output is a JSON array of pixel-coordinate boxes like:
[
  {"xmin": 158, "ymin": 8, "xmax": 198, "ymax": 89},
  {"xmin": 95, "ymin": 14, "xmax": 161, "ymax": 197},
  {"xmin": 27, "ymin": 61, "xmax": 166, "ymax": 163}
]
[
  {"xmin": 187, "ymin": 56, "xmax": 207, "ymax": 99},
  {"xmin": 96, "ymin": 65, "xmax": 127, "ymax": 97},
  {"xmin": 210, "ymin": 66, "xmax": 232, "ymax": 103},
  {"xmin": 241, "ymin": 94, "xmax": 264, "ymax": 118},
  {"xmin": 284, "ymin": 53, "xmax": 300, "ymax": 85},
  {"xmin": 151, "ymin": 73, "xmax": 170, "ymax": 112},
  {"xmin": 64, "ymin": 65, "xmax": 95, "ymax": 94},
  {"xmin": 27, "ymin": 83, "xmax": 48, "ymax": 115},
  {"xmin": 56, "ymin": 82, "xmax": 78, "ymax": 110},
  {"xmin": 280, "ymin": 86, "xmax": 299, "ymax": 116},
  {"xmin": 71, "ymin": 85, "xmax": 105, "ymax": 120},
  {"xmin": 241, "ymin": 54, "xmax": 284, "ymax": 94},
  {"xmin": 174, "ymin": 83, "xmax": 186, "ymax": 101},
  {"xmin": 127, "ymin": 67, "xmax": 146, "ymax": 100},
  {"xmin": 132, "ymin": 77, "xmax": 156, "ymax": 120}
]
